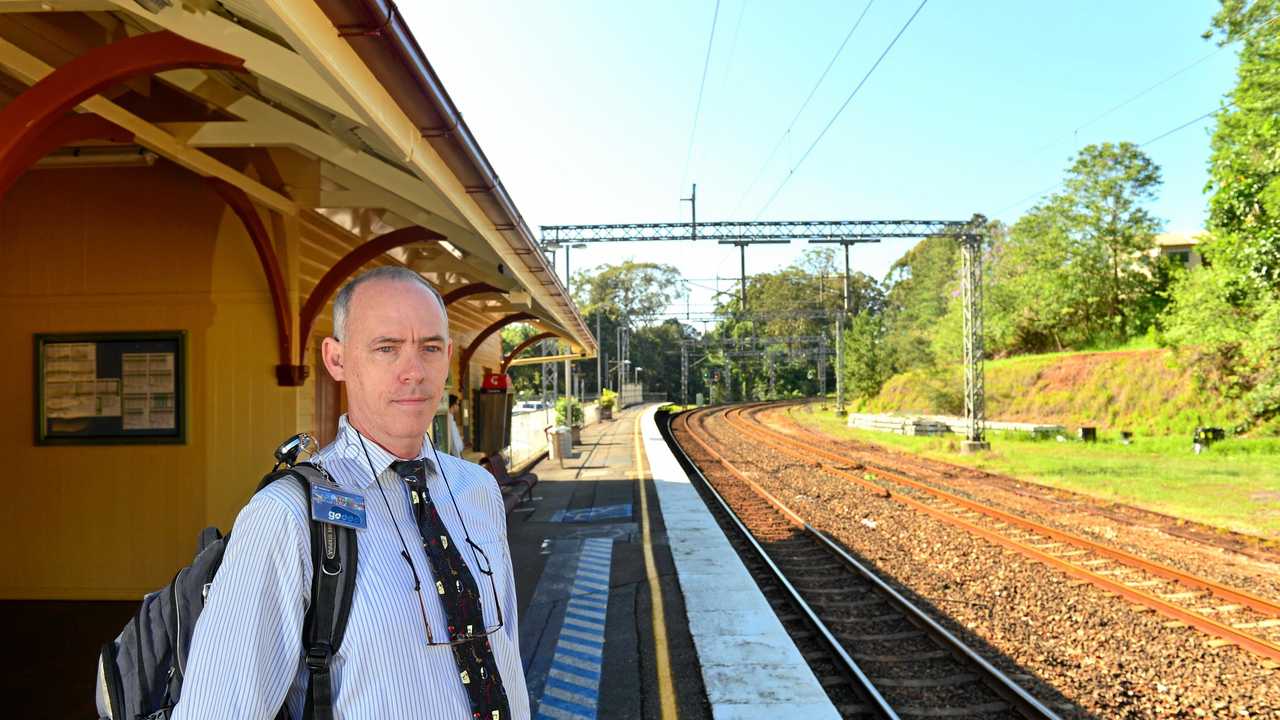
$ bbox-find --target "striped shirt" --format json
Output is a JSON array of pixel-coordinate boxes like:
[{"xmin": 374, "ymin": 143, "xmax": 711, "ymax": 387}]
[{"xmin": 173, "ymin": 416, "xmax": 529, "ymax": 719}]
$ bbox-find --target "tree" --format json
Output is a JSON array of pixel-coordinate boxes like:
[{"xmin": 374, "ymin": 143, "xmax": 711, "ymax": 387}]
[
  {"xmin": 882, "ymin": 235, "xmax": 960, "ymax": 370},
  {"xmin": 984, "ymin": 143, "xmax": 1164, "ymax": 351},
  {"xmin": 500, "ymin": 323, "xmax": 550, "ymax": 398},
  {"xmin": 1162, "ymin": 0, "xmax": 1280, "ymax": 428},
  {"xmin": 572, "ymin": 261, "xmax": 683, "ymax": 323},
  {"xmin": 1205, "ymin": 0, "xmax": 1280, "ymax": 288},
  {"xmin": 570, "ymin": 261, "xmax": 684, "ymax": 396},
  {"xmin": 1061, "ymin": 142, "xmax": 1164, "ymax": 337},
  {"xmin": 843, "ymin": 310, "xmax": 891, "ymax": 400}
]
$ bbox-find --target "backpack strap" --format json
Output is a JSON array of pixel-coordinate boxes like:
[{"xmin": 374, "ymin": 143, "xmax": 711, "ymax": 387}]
[{"xmin": 260, "ymin": 463, "xmax": 358, "ymax": 720}]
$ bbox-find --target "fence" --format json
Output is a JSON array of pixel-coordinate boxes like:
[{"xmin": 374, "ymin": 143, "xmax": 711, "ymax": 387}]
[
  {"xmin": 506, "ymin": 400, "xmax": 606, "ymax": 468},
  {"xmin": 508, "ymin": 407, "xmax": 554, "ymax": 468},
  {"xmin": 619, "ymin": 383, "xmax": 643, "ymax": 408}
]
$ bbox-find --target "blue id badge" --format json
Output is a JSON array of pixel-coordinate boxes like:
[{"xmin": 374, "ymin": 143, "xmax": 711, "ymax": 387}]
[{"xmin": 310, "ymin": 482, "xmax": 367, "ymax": 530}]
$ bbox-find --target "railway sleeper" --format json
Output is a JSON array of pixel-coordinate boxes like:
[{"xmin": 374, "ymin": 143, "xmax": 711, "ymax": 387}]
[
  {"xmin": 894, "ymin": 700, "xmax": 1013, "ymax": 718},
  {"xmin": 852, "ymin": 649, "xmax": 951, "ymax": 663},
  {"xmin": 869, "ymin": 673, "xmax": 980, "ymax": 688}
]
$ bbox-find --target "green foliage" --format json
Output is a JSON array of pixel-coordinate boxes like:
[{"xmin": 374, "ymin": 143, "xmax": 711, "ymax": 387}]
[
  {"xmin": 842, "ymin": 310, "xmax": 892, "ymax": 399},
  {"xmin": 882, "ymin": 235, "xmax": 959, "ymax": 371},
  {"xmin": 555, "ymin": 396, "xmax": 583, "ymax": 426},
  {"xmin": 572, "ymin": 261, "xmax": 683, "ymax": 322},
  {"xmin": 867, "ymin": 348, "xmax": 1261, "ymax": 436},
  {"xmin": 1161, "ymin": 1, "xmax": 1280, "ymax": 427},
  {"xmin": 987, "ymin": 143, "xmax": 1165, "ymax": 355},
  {"xmin": 598, "ymin": 387, "xmax": 617, "ymax": 410},
  {"xmin": 500, "ymin": 323, "xmax": 550, "ymax": 398}
]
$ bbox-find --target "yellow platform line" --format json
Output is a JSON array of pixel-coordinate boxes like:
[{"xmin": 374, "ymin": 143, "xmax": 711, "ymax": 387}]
[{"xmin": 634, "ymin": 413, "xmax": 678, "ymax": 720}]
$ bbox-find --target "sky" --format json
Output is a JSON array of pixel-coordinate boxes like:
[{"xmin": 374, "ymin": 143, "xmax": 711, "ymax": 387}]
[{"xmin": 403, "ymin": 1, "xmax": 1241, "ymax": 324}]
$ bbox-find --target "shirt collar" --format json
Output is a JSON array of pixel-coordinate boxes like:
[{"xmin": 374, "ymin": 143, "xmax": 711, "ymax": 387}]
[{"xmin": 332, "ymin": 415, "xmax": 432, "ymax": 490}]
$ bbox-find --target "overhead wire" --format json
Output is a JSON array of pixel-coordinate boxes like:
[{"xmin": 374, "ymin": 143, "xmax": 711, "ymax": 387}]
[
  {"xmin": 1024, "ymin": 47, "xmax": 1226, "ymax": 159},
  {"xmin": 679, "ymin": 0, "xmax": 723, "ymax": 194},
  {"xmin": 754, "ymin": 0, "xmax": 930, "ymax": 218},
  {"xmin": 731, "ymin": 0, "xmax": 877, "ymax": 215},
  {"xmin": 994, "ymin": 101, "xmax": 1235, "ymax": 216},
  {"xmin": 997, "ymin": 12, "xmax": 1280, "ymax": 217}
]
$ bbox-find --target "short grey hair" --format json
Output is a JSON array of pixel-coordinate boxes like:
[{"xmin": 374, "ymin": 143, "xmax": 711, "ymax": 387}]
[{"xmin": 332, "ymin": 266, "xmax": 448, "ymax": 341}]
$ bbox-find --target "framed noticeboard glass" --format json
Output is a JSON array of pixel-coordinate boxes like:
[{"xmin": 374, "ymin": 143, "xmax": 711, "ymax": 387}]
[{"xmin": 35, "ymin": 332, "xmax": 186, "ymax": 445}]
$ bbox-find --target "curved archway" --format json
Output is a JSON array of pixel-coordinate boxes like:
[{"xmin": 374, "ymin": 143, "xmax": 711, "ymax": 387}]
[
  {"xmin": 459, "ymin": 312, "xmax": 536, "ymax": 400},
  {"xmin": 0, "ymin": 31, "xmax": 243, "ymax": 194},
  {"xmin": 442, "ymin": 282, "xmax": 504, "ymax": 306},
  {"xmin": 298, "ymin": 226, "xmax": 445, "ymax": 360},
  {"xmin": 0, "ymin": 115, "xmax": 134, "ymax": 199},
  {"xmin": 499, "ymin": 331, "xmax": 558, "ymax": 373}
]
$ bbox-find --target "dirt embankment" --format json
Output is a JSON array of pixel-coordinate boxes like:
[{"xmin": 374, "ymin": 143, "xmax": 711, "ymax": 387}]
[{"xmin": 868, "ymin": 349, "xmax": 1249, "ymax": 435}]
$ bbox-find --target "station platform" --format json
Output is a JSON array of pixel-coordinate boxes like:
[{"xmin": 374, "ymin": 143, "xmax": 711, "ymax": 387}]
[
  {"xmin": 510, "ymin": 405, "xmax": 838, "ymax": 720},
  {"xmin": 7, "ymin": 404, "xmax": 837, "ymax": 720}
]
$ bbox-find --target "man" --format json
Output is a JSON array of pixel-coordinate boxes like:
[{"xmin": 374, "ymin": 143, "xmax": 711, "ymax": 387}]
[
  {"xmin": 447, "ymin": 394, "xmax": 465, "ymax": 456},
  {"xmin": 174, "ymin": 266, "xmax": 529, "ymax": 719}
]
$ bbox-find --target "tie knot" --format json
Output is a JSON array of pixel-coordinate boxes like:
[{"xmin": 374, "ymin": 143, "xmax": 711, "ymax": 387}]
[{"xmin": 390, "ymin": 459, "xmax": 430, "ymax": 484}]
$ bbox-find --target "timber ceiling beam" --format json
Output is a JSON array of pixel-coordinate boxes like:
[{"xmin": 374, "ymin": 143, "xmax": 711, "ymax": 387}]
[
  {"xmin": 0, "ymin": 1, "xmax": 113, "ymax": 11},
  {"xmin": 151, "ymin": 71, "xmax": 469, "ymax": 228},
  {"xmin": 101, "ymin": 0, "xmax": 364, "ymax": 125},
  {"xmin": 0, "ymin": 35, "xmax": 297, "ymax": 215}
]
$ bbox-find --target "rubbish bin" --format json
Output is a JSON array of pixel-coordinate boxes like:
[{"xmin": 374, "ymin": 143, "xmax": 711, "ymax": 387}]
[{"xmin": 547, "ymin": 426, "xmax": 572, "ymax": 463}]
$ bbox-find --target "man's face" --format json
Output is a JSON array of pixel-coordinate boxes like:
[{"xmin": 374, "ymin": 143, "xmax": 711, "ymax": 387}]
[{"xmin": 322, "ymin": 279, "xmax": 453, "ymax": 455}]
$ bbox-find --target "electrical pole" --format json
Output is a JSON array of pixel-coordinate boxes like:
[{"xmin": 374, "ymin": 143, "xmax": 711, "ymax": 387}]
[
  {"xmin": 681, "ymin": 183, "xmax": 697, "ymax": 242},
  {"xmin": 810, "ymin": 238, "xmax": 881, "ymax": 314},
  {"xmin": 596, "ymin": 314, "xmax": 602, "ymax": 398},
  {"xmin": 835, "ymin": 311, "xmax": 846, "ymax": 416},
  {"xmin": 767, "ymin": 352, "xmax": 776, "ymax": 399},
  {"xmin": 738, "ymin": 242, "xmax": 748, "ymax": 312},
  {"xmin": 961, "ymin": 229, "xmax": 989, "ymax": 451},
  {"xmin": 681, "ymin": 341, "xmax": 689, "ymax": 406},
  {"xmin": 818, "ymin": 335, "xmax": 828, "ymax": 400}
]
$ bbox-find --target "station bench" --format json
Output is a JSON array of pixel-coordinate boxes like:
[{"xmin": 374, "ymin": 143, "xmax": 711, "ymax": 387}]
[{"xmin": 480, "ymin": 453, "xmax": 538, "ymax": 512}]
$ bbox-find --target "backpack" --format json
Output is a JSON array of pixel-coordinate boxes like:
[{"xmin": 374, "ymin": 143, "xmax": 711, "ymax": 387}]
[{"xmin": 95, "ymin": 435, "xmax": 359, "ymax": 720}]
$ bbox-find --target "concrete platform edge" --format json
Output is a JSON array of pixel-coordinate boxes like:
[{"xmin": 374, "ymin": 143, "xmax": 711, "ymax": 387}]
[{"xmin": 639, "ymin": 407, "xmax": 840, "ymax": 718}]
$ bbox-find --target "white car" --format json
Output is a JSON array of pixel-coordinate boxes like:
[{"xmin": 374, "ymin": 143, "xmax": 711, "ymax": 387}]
[{"xmin": 513, "ymin": 400, "xmax": 548, "ymax": 413}]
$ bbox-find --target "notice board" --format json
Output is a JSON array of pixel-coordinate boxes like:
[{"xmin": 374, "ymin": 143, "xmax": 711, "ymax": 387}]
[{"xmin": 35, "ymin": 332, "xmax": 186, "ymax": 445}]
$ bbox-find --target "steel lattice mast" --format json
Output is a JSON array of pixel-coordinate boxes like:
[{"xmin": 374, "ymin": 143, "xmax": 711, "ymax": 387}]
[
  {"xmin": 960, "ymin": 230, "xmax": 987, "ymax": 450},
  {"xmin": 541, "ymin": 214, "xmax": 989, "ymax": 446}
]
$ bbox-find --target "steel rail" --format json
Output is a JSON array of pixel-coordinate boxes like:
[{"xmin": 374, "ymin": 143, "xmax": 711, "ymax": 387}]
[
  {"xmin": 675, "ymin": 406, "xmax": 1060, "ymax": 719},
  {"xmin": 723, "ymin": 402, "xmax": 1280, "ymax": 662},
  {"xmin": 668, "ymin": 409, "xmax": 898, "ymax": 720},
  {"xmin": 740, "ymin": 402, "xmax": 1280, "ymax": 617}
]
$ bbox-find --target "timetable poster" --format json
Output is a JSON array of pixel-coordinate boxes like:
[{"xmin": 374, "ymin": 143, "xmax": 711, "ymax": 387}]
[{"xmin": 36, "ymin": 332, "xmax": 185, "ymax": 444}]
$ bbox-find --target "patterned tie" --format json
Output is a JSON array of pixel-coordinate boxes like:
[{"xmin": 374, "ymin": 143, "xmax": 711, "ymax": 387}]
[{"xmin": 390, "ymin": 459, "xmax": 511, "ymax": 720}]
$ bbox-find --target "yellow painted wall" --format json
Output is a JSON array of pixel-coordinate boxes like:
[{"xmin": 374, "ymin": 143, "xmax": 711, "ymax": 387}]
[
  {"xmin": 1, "ymin": 164, "xmax": 513, "ymax": 601},
  {"xmin": 0, "ymin": 164, "xmax": 298, "ymax": 599}
]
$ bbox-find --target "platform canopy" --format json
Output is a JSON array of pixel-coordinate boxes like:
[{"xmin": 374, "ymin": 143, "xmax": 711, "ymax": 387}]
[{"xmin": 0, "ymin": 0, "xmax": 596, "ymax": 368}]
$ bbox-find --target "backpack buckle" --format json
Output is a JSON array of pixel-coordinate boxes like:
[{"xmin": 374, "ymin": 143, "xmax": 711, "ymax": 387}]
[{"xmin": 305, "ymin": 643, "xmax": 332, "ymax": 671}]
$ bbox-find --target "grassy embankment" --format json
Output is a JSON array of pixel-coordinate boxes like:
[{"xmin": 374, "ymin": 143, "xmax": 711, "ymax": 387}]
[
  {"xmin": 863, "ymin": 342, "xmax": 1260, "ymax": 436},
  {"xmin": 799, "ymin": 347, "xmax": 1280, "ymax": 538}
]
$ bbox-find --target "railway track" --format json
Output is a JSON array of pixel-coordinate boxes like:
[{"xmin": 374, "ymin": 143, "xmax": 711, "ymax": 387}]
[
  {"xmin": 724, "ymin": 401, "xmax": 1280, "ymax": 664},
  {"xmin": 666, "ymin": 407, "xmax": 1061, "ymax": 720}
]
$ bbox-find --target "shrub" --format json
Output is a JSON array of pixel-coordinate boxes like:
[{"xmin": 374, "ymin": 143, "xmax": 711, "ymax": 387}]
[
  {"xmin": 555, "ymin": 396, "xmax": 584, "ymax": 426},
  {"xmin": 598, "ymin": 388, "xmax": 617, "ymax": 411}
]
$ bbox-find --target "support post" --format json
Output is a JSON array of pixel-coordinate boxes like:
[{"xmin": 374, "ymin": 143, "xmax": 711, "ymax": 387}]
[
  {"xmin": 596, "ymin": 314, "xmax": 602, "ymax": 398},
  {"xmin": 961, "ymin": 231, "xmax": 989, "ymax": 452},
  {"xmin": 843, "ymin": 242, "xmax": 851, "ymax": 314},
  {"xmin": 681, "ymin": 342, "xmax": 689, "ymax": 406},
  {"xmin": 835, "ymin": 312, "xmax": 846, "ymax": 416},
  {"xmin": 738, "ymin": 242, "xmax": 748, "ymax": 312},
  {"xmin": 681, "ymin": 183, "xmax": 697, "ymax": 241}
]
